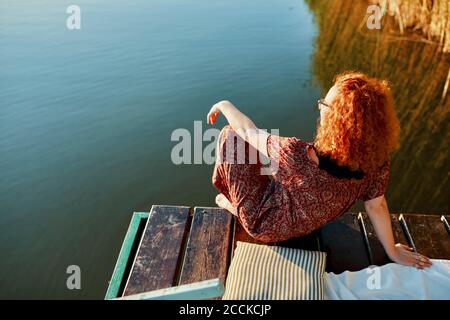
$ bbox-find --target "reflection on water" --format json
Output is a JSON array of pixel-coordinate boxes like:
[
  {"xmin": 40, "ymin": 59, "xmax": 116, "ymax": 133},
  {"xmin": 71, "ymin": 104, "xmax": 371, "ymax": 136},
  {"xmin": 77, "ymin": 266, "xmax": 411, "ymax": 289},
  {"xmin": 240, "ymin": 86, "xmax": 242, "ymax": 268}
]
[
  {"xmin": 0, "ymin": 0, "xmax": 448, "ymax": 299},
  {"xmin": 0, "ymin": 0, "xmax": 319, "ymax": 298},
  {"xmin": 306, "ymin": 0, "xmax": 449, "ymax": 213}
]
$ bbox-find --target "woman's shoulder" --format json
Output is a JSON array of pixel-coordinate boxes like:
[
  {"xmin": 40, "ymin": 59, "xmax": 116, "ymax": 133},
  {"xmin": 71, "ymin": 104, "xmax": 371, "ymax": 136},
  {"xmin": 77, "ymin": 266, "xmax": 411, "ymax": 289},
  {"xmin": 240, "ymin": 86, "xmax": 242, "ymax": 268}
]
[
  {"xmin": 360, "ymin": 160, "xmax": 391, "ymax": 201},
  {"xmin": 268, "ymin": 134, "xmax": 309, "ymax": 148},
  {"xmin": 365, "ymin": 160, "xmax": 390, "ymax": 178},
  {"xmin": 267, "ymin": 135, "xmax": 309, "ymax": 156}
]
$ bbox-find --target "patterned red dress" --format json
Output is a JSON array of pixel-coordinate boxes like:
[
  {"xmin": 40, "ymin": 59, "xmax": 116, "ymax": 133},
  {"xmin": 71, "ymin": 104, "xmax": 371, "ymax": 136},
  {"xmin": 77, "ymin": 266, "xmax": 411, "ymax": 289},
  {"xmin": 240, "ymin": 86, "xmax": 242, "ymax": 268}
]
[{"xmin": 212, "ymin": 126, "xmax": 390, "ymax": 243}]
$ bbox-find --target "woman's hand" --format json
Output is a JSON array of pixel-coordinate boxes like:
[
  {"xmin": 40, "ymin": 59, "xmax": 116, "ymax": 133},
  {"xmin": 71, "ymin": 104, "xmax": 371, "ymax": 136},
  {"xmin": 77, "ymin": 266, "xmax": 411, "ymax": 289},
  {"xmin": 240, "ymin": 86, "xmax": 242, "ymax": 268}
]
[
  {"xmin": 388, "ymin": 243, "xmax": 432, "ymax": 269},
  {"xmin": 207, "ymin": 104, "xmax": 220, "ymax": 125},
  {"xmin": 207, "ymin": 100, "xmax": 234, "ymax": 125}
]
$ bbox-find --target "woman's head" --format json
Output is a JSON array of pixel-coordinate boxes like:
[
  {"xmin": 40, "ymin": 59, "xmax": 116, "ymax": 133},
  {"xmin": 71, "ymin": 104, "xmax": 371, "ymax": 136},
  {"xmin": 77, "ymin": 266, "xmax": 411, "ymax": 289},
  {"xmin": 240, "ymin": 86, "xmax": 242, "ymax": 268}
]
[{"xmin": 314, "ymin": 71, "xmax": 400, "ymax": 174}]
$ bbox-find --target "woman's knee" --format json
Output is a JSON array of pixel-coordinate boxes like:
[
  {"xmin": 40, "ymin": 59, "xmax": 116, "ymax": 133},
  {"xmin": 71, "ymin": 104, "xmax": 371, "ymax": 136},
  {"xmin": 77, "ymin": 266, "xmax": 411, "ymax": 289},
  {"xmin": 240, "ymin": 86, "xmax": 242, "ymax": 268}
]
[
  {"xmin": 219, "ymin": 125, "xmax": 235, "ymax": 141},
  {"xmin": 243, "ymin": 225, "xmax": 276, "ymax": 244},
  {"xmin": 238, "ymin": 214, "xmax": 274, "ymax": 243},
  {"xmin": 217, "ymin": 125, "xmax": 244, "ymax": 160}
]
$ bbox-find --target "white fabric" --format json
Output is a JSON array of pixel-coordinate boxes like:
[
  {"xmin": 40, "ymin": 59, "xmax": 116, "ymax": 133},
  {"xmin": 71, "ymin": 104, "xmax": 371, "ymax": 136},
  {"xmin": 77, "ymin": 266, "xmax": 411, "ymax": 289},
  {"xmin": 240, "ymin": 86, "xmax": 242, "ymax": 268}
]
[{"xmin": 324, "ymin": 259, "xmax": 450, "ymax": 300}]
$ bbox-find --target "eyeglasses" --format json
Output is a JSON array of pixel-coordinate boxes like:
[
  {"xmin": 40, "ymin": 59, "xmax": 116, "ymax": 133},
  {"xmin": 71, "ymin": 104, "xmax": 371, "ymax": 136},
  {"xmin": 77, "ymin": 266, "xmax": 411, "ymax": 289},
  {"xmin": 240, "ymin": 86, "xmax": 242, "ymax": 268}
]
[{"xmin": 317, "ymin": 99, "xmax": 331, "ymax": 110}]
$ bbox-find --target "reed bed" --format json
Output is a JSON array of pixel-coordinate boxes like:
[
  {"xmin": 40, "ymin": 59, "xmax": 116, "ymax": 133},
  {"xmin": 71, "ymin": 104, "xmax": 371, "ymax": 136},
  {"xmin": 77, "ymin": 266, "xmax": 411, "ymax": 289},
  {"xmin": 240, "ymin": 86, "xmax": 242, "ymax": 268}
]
[
  {"xmin": 374, "ymin": 0, "xmax": 449, "ymax": 52},
  {"xmin": 305, "ymin": 0, "xmax": 450, "ymax": 212}
]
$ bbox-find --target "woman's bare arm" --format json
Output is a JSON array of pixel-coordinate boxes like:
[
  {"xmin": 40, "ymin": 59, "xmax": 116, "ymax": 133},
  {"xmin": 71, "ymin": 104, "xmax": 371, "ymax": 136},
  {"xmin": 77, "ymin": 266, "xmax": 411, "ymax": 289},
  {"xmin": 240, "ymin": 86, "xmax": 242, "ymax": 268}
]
[
  {"xmin": 364, "ymin": 195, "xmax": 432, "ymax": 269},
  {"xmin": 207, "ymin": 100, "xmax": 269, "ymax": 157}
]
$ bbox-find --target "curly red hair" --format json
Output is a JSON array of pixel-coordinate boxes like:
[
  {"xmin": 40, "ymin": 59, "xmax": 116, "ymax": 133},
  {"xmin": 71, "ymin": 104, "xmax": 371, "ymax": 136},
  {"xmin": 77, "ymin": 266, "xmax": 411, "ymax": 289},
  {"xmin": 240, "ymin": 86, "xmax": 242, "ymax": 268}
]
[{"xmin": 314, "ymin": 72, "xmax": 400, "ymax": 174}]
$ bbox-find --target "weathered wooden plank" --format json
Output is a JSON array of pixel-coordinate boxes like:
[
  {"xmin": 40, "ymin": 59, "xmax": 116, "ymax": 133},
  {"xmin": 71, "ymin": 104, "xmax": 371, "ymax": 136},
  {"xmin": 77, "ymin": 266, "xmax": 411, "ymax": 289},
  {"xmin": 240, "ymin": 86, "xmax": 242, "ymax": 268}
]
[
  {"xmin": 123, "ymin": 205, "xmax": 191, "ymax": 296},
  {"xmin": 117, "ymin": 278, "xmax": 225, "ymax": 300},
  {"xmin": 105, "ymin": 212, "xmax": 149, "ymax": 299},
  {"xmin": 231, "ymin": 217, "xmax": 266, "ymax": 257},
  {"xmin": 398, "ymin": 214, "xmax": 417, "ymax": 252},
  {"xmin": 390, "ymin": 214, "xmax": 410, "ymax": 246},
  {"xmin": 178, "ymin": 207, "xmax": 233, "ymax": 285},
  {"xmin": 358, "ymin": 213, "xmax": 410, "ymax": 266},
  {"xmin": 441, "ymin": 215, "xmax": 450, "ymax": 235},
  {"xmin": 400, "ymin": 214, "xmax": 450, "ymax": 259},
  {"xmin": 358, "ymin": 213, "xmax": 376, "ymax": 265},
  {"xmin": 319, "ymin": 212, "xmax": 370, "ymax": 273}
]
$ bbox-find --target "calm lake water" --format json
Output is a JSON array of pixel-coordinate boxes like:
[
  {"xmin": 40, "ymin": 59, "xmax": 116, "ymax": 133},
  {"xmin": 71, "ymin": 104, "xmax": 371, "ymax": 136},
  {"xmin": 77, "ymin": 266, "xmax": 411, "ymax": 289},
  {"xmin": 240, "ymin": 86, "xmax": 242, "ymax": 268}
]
[{"xmin": 0, "ymin": 0, "xmax": 448, "ymax": 298}]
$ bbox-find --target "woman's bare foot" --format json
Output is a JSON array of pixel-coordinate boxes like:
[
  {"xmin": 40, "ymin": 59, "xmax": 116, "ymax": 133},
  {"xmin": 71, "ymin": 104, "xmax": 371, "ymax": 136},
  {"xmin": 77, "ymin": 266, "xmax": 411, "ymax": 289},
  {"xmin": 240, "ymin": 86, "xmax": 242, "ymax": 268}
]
[{"xmin": 215, "ymin": 193, "xmax": 237, "ymax": 216}]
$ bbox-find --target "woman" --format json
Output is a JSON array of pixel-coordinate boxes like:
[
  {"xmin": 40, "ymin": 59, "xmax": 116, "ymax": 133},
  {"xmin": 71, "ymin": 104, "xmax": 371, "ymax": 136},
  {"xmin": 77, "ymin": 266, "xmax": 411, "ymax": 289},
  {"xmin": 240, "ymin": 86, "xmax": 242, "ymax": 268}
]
[{"xmin": 207, "ymin": 71, "xmax": 432, "ymax": 269}]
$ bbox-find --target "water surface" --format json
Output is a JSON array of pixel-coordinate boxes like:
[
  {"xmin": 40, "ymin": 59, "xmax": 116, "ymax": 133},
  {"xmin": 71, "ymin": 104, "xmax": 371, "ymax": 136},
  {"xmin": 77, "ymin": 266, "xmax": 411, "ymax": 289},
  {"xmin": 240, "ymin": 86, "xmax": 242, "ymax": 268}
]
[
  {"xmin": 1, "ymin": 0, "xmax": 319, "ymax": 298},
  {"xmin": 0, "ymin": 0, "xmax": 448, "ymax": 298}
]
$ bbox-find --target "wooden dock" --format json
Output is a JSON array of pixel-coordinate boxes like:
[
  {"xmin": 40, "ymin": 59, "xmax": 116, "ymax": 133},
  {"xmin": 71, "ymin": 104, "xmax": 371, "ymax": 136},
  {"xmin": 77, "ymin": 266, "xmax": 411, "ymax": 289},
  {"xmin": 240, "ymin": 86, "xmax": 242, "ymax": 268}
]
[{"xmin": 105, "ymin": 205, "xmax": 450, "ymax": 299}]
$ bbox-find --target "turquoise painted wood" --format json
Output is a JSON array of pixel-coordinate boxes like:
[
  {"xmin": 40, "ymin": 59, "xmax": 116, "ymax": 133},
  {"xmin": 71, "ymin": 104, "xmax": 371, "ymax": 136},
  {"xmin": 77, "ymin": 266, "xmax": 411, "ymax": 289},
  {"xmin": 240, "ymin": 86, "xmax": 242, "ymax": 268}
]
[
  {"xmin": 105, "ymin": 211, "xmax": 149, "ymax": 299},
  {"xmin": 116, "ymin": 278, "xmax": 225, "ymax": 300}
]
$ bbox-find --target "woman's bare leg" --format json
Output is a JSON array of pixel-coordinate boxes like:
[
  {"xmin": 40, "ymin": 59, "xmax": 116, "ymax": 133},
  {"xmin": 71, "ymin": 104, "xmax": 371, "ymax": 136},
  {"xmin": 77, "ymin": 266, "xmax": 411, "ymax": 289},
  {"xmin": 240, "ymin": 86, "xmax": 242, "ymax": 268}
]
[{"xmin": 215, "ymin": 193, "xmax": 237, "ymax": 216}]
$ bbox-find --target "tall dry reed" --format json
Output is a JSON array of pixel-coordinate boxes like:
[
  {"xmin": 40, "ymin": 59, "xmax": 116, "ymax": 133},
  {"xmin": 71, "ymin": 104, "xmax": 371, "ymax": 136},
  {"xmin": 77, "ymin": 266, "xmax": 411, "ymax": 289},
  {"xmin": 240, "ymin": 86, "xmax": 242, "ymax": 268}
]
[{"xmin": 374, "ymin": 0, "xmax": 449, "ymax": 52}]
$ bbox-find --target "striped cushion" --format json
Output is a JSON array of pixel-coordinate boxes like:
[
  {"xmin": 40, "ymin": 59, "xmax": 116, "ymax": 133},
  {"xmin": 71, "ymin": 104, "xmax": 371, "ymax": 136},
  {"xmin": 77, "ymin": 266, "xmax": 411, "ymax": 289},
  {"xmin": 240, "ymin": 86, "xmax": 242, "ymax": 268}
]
[{"xmin": 223, "ymin": 241, "xmax": 327, "ymax": 300}]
